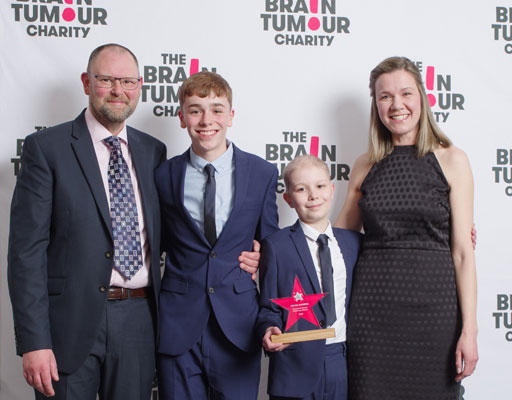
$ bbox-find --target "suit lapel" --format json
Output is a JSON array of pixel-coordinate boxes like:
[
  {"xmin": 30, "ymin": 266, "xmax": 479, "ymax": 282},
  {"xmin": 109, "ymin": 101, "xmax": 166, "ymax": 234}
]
[
  {"xmin": 217, "ymin": 145, "xmax": 248, "ymax": 243},
  {"xmin": 335, "ymin": 230, "xmax": 356, "ymax": 276},
  {"xmin": 175, "ymin": 150, "xmax": 210, "ymax": 246},
  {"xmin": 127, "ymin": 129, "xmax": 153, "ymax": 245},
  {"xmin": 290, "ymin": 221, "xmax": 331, "ymax": 318},
  {"xmin": 333, "ymin": 229, "xmax": 360, "ymax": 322},
  {"xmin": 289, "ymin": 221, "xmax": 321, "ymax": 294},
  {"xmin": 70, "ymin": 112, "xmax": 112, "ymax": 238}
]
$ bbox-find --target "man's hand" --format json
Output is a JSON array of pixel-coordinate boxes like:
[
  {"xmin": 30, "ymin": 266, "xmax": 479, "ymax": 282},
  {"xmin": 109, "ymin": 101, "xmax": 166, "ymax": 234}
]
[
  {"xmin": 22, "ymin": 349, "xmax": 59, "ymax": 397},
  {"xmin": 239, "ymin": 240, "xmax": 261, "ymax": 280}
]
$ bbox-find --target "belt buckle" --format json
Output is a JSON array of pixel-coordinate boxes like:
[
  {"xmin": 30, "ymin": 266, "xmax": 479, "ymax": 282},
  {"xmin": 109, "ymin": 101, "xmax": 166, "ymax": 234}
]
[{"xmin": 121, "ymin": 287, "xmax": 128, "ymax": 299}]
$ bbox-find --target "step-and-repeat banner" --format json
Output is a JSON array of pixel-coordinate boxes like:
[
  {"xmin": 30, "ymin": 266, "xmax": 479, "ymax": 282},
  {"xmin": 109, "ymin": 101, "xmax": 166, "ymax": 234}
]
[{"xmin": 1, "ymin": 1, "xmax": 510, "ymax": 399}]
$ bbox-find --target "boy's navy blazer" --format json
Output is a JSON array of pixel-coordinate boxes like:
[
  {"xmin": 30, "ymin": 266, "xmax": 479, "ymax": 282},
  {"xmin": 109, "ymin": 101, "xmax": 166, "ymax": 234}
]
[
  {"xmin": 256, "ymin": 220, "xmax": 362, "ymax": 398},
  {"xmin": 155, "ymin": 144, "xmax": 279, "ymax": 356}
]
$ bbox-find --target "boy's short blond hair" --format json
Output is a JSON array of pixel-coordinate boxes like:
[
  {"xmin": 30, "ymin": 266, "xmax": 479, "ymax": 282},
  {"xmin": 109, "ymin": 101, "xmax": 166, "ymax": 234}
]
[
  {"xmin": 283, "ymin": 155, "xmax": 330, "ymax": 192},
  {"xmin": 178, "ymin": 71, "xmax": 233, "ymax": 108}
]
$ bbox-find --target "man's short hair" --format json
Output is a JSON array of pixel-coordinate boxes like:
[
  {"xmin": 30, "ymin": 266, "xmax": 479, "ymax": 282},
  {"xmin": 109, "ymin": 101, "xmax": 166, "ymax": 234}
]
[{"xmin": 87, "ymin": 43, "xmax": 139, "ymax": 73}]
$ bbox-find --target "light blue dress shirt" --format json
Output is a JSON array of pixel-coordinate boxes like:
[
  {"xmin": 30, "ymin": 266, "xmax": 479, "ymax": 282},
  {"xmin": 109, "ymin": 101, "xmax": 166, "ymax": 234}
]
[{"xmin": 184, "ymin": 143, "xmax": 235, "ymax": 239}]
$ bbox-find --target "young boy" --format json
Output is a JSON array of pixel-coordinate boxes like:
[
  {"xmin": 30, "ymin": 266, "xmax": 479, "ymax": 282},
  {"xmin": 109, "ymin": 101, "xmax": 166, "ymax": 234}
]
[
  {"xmin": 257, "ymin": 155, "xmax": 362, "ymax": 400},
  {"xmin": 155, "ymin": 72, "xmax": 279, "ymax": 399}
]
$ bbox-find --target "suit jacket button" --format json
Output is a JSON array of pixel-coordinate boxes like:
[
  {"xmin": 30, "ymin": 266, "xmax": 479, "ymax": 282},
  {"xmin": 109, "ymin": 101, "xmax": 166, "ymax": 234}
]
[
  {"xmin": 208, "ymin": 287, "xmax": 215, "ymax": 294},
  {"xmin": 210, "ymin": 251, "xmax": 216, "ymax": 258},
  {"xmin": 319, "ymin": 320, "xmax": 326, "ymax": 328},
  {"xmin": 99, "ymin": 286, "xmax": 107, "ymax": 293},
  {"xmin": 105, "ymin": 251, "xmax": 112, "ymax": 258}
]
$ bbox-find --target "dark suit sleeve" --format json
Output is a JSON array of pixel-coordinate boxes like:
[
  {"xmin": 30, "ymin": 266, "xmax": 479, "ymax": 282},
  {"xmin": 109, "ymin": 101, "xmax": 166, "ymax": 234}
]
[
  {"xmin": 256, "ymin": 237, "xmax": 284, "ymax": 340},
  {"xmin": 7, "ymin": 133, "xmax": 54, "ymax": 354},
  {"xmin": 255, "ymin": 166, "xmax": 279, "ymax": 242}
]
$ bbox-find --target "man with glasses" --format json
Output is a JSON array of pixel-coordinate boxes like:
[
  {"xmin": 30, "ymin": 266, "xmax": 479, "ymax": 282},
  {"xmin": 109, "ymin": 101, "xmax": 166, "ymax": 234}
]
[{"xmin": 8, "ymin": 43, "xmax": 166, "ymax": 400}]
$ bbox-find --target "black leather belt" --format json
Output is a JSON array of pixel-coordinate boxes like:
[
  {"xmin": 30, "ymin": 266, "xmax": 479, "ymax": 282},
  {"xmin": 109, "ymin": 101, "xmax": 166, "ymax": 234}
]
[{"xmin": 107, "ymin": 287, "xmax": 149, "ymax": 300}]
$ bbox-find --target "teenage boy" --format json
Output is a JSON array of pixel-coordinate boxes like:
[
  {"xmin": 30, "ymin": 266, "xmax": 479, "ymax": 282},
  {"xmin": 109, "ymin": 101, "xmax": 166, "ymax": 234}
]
[
  {"xmin": 257, "ymin": 155, "xmax": 362, "ymax": 400},
  {"xmin": 155, "ymin": 71, "xmax": 279, "ymax": 399}
]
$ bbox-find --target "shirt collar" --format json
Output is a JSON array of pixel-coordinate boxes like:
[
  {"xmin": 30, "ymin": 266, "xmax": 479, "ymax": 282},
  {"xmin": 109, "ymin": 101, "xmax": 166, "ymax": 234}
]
[
  {"xmin": 188, "ymin": 140, "xmax": 233, "ymax": 174},
  {"xmin": 85, "ymin": 108, "xmax": 128, "ymax": 145},
  {"xmin": 299, "ymin": 219, "xmax": 334, "ymax": 243}
]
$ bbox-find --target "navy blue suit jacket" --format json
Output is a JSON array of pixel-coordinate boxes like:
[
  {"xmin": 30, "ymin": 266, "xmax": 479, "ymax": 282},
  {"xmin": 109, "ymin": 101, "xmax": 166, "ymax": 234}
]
[
  {"xmin": 155, "ymin": 144, "xmax": 279, "ymax": 356},
  {"xmin": 7, "ymin": 110, "xmax": 166, "ymax": 373},
  {"xmin": 256, "ymin": 220, "xmax": 362, "ymax": 398}
]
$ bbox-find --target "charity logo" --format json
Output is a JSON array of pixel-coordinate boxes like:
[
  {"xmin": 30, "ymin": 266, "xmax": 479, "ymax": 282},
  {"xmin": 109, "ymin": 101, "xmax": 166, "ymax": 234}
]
[
  {"xmin": 492, "ymin": 294, "xmax": 512, "ymax": 342},
  {"xmin": 414, "ymin": 61, "xmax": 465, "ymax": 123},
  {"xmin": 141, "ymin": 53, "xmax": 216, "ymax": 118},
  {"xmin": 260, "ymin": 0, "xmax": 350, "ymax": 46},
  {"xmin": 10, "ymin": 0, "xmax": 107, "ymax": 38},
  {"xmin": 492, "ymin": 7, "xmax": 512, "ymax": 54},
  {"xmin": 11, "ymin": 126, "xmax": 46, "ymax": 176},
  {"xmin": 492, "ymin": 148, "xmax": 512, "ymax": 197},
  {"xmin": 265, "ymin": 130, "xmax": 350, "ymax": 193},
  {"xmin": 11, "ymin": 139, "xmax": 25, "ymax": 176}
]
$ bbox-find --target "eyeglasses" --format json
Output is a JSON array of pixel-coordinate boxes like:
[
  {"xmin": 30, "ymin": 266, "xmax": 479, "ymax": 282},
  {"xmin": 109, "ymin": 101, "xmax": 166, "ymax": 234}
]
[{"xmin": 88, "ymin": 73, "xmax": 141, "ymax": 90}]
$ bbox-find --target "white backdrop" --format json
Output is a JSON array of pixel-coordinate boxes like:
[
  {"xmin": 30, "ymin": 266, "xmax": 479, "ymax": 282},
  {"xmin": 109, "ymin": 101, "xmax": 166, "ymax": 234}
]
[{"xmin": 1, "ymin": 1, "xmax": 511, "ymax": 399}]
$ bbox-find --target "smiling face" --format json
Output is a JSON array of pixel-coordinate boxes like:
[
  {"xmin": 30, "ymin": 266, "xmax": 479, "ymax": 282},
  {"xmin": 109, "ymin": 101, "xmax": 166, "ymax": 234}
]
[
  {"xmin": 284, "ymin": 163, "xmax": 334, "ymax": 232},
  {"xmin": 374, "ymin": 69, "xmax": 422, "ymax": 145},
  {"xmin": 178, "ymin": 93, "xmax": 234, "ymax": 162},
  {"xmin": 81, "ymin": 47, "xmax": 141, "ymax": 135}
]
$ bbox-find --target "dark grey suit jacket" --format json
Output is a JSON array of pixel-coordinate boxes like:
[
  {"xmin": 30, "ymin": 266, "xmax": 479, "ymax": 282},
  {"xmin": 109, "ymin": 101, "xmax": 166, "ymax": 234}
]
[{"xmin": 7, "ymin": 110, "xmax": 166, "ymax": 373}]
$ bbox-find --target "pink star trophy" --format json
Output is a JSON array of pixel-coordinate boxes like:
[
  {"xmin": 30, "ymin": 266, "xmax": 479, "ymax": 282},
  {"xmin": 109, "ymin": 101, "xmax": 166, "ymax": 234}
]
[{"xmin": 270, "ymin": 276, "xmax": 335, "ymax": 343}]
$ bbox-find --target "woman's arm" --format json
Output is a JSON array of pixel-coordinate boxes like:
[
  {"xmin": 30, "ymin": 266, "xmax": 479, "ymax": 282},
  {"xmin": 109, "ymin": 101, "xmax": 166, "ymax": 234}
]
[
  {"xmin": 436, "ymin": 145, "xmax": 479, "ymax": 382},
  {"xmin": 333, "ymin": 153, "xmax": 372, "ymax": 231}
]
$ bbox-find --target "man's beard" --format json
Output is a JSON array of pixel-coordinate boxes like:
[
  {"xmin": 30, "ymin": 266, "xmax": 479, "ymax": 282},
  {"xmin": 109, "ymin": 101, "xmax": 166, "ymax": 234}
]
[{"xmin": 99, "ymin": 103, "xmax": 134, "ymax": 123}]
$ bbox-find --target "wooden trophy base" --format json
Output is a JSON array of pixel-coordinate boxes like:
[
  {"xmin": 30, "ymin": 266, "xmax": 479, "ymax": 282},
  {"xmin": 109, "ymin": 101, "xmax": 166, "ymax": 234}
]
[{"xmin": 271, "ymin": 328, "xmax": 335, "ymax": 344}]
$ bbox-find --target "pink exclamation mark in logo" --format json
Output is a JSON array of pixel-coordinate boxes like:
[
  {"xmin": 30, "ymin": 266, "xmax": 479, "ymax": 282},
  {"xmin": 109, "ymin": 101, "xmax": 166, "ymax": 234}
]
[
  {"xmin": 426, "ymin": 66, "xmax": 436, "ymax": 107},
  {"xmin": 62, "ymin": 0, "xmax": 75, "ymax": 21},
  {"xmin": 190, "ymin": 59, "xmax": 199, "ymax": 76},
  {"xmin": 308, "ymin": 0, "xmax": 320, "ymax": 31},
  {"xmin": 310, "ymin": 136, "xmax": 319, "ymax": 157}
]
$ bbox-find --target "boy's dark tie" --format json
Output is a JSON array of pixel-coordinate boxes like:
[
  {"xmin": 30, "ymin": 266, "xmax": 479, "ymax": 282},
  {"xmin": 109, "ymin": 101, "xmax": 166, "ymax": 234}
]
[
  {"xmin": 204, "ymin": 163, "xmax": 217, "ymax": 246},
  {"xmin": 317, "ymin": 233, "xmax": 336, "ymax": 326}
]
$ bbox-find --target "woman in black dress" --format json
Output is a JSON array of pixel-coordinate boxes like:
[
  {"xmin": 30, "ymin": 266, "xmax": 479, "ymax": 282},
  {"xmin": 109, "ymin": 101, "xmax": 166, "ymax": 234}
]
[{"xmin": 334, "ymin": 57, "xmax": 478, "ymax": 399}]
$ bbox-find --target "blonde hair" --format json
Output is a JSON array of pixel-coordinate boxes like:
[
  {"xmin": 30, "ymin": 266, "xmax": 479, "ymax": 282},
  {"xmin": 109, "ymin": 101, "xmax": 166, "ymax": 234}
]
[
  {"xmin": 284, "ymin": 155, "xmax": 330, "ymax": 192},
  {"xmin": 178, "ymin": 71, "xmax": 232, "ymax": 108},
  {"xmin": 368, "ymin": 56, "xmax": 452, "ymax": 163}
]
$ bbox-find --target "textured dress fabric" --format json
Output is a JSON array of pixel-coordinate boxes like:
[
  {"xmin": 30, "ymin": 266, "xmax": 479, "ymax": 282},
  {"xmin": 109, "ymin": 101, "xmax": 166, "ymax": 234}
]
[{"xmin": 347, "ymin": 145, "xmax": 462, "ymax": 400}]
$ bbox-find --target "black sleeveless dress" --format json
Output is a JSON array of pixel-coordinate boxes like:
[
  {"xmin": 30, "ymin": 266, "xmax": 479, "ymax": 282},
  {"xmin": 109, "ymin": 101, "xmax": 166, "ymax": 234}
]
[{"xmin": 347, "ymin": 146, "xmax": 461, "ymax": 399}]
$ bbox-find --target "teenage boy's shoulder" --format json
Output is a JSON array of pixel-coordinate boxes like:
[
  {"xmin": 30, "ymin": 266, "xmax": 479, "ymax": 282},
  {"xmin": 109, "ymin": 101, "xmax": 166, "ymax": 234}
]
[
  {"xmin": 232, "ymin": 143, "xmax": 276, "ymax": 176},
  {"xmin": 156, "ymin": 144, "xmax": 277, "ymax": 176},
  {"xmin": 154, "ymin": 148, "xmax": 188, "ymax": 178}
]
